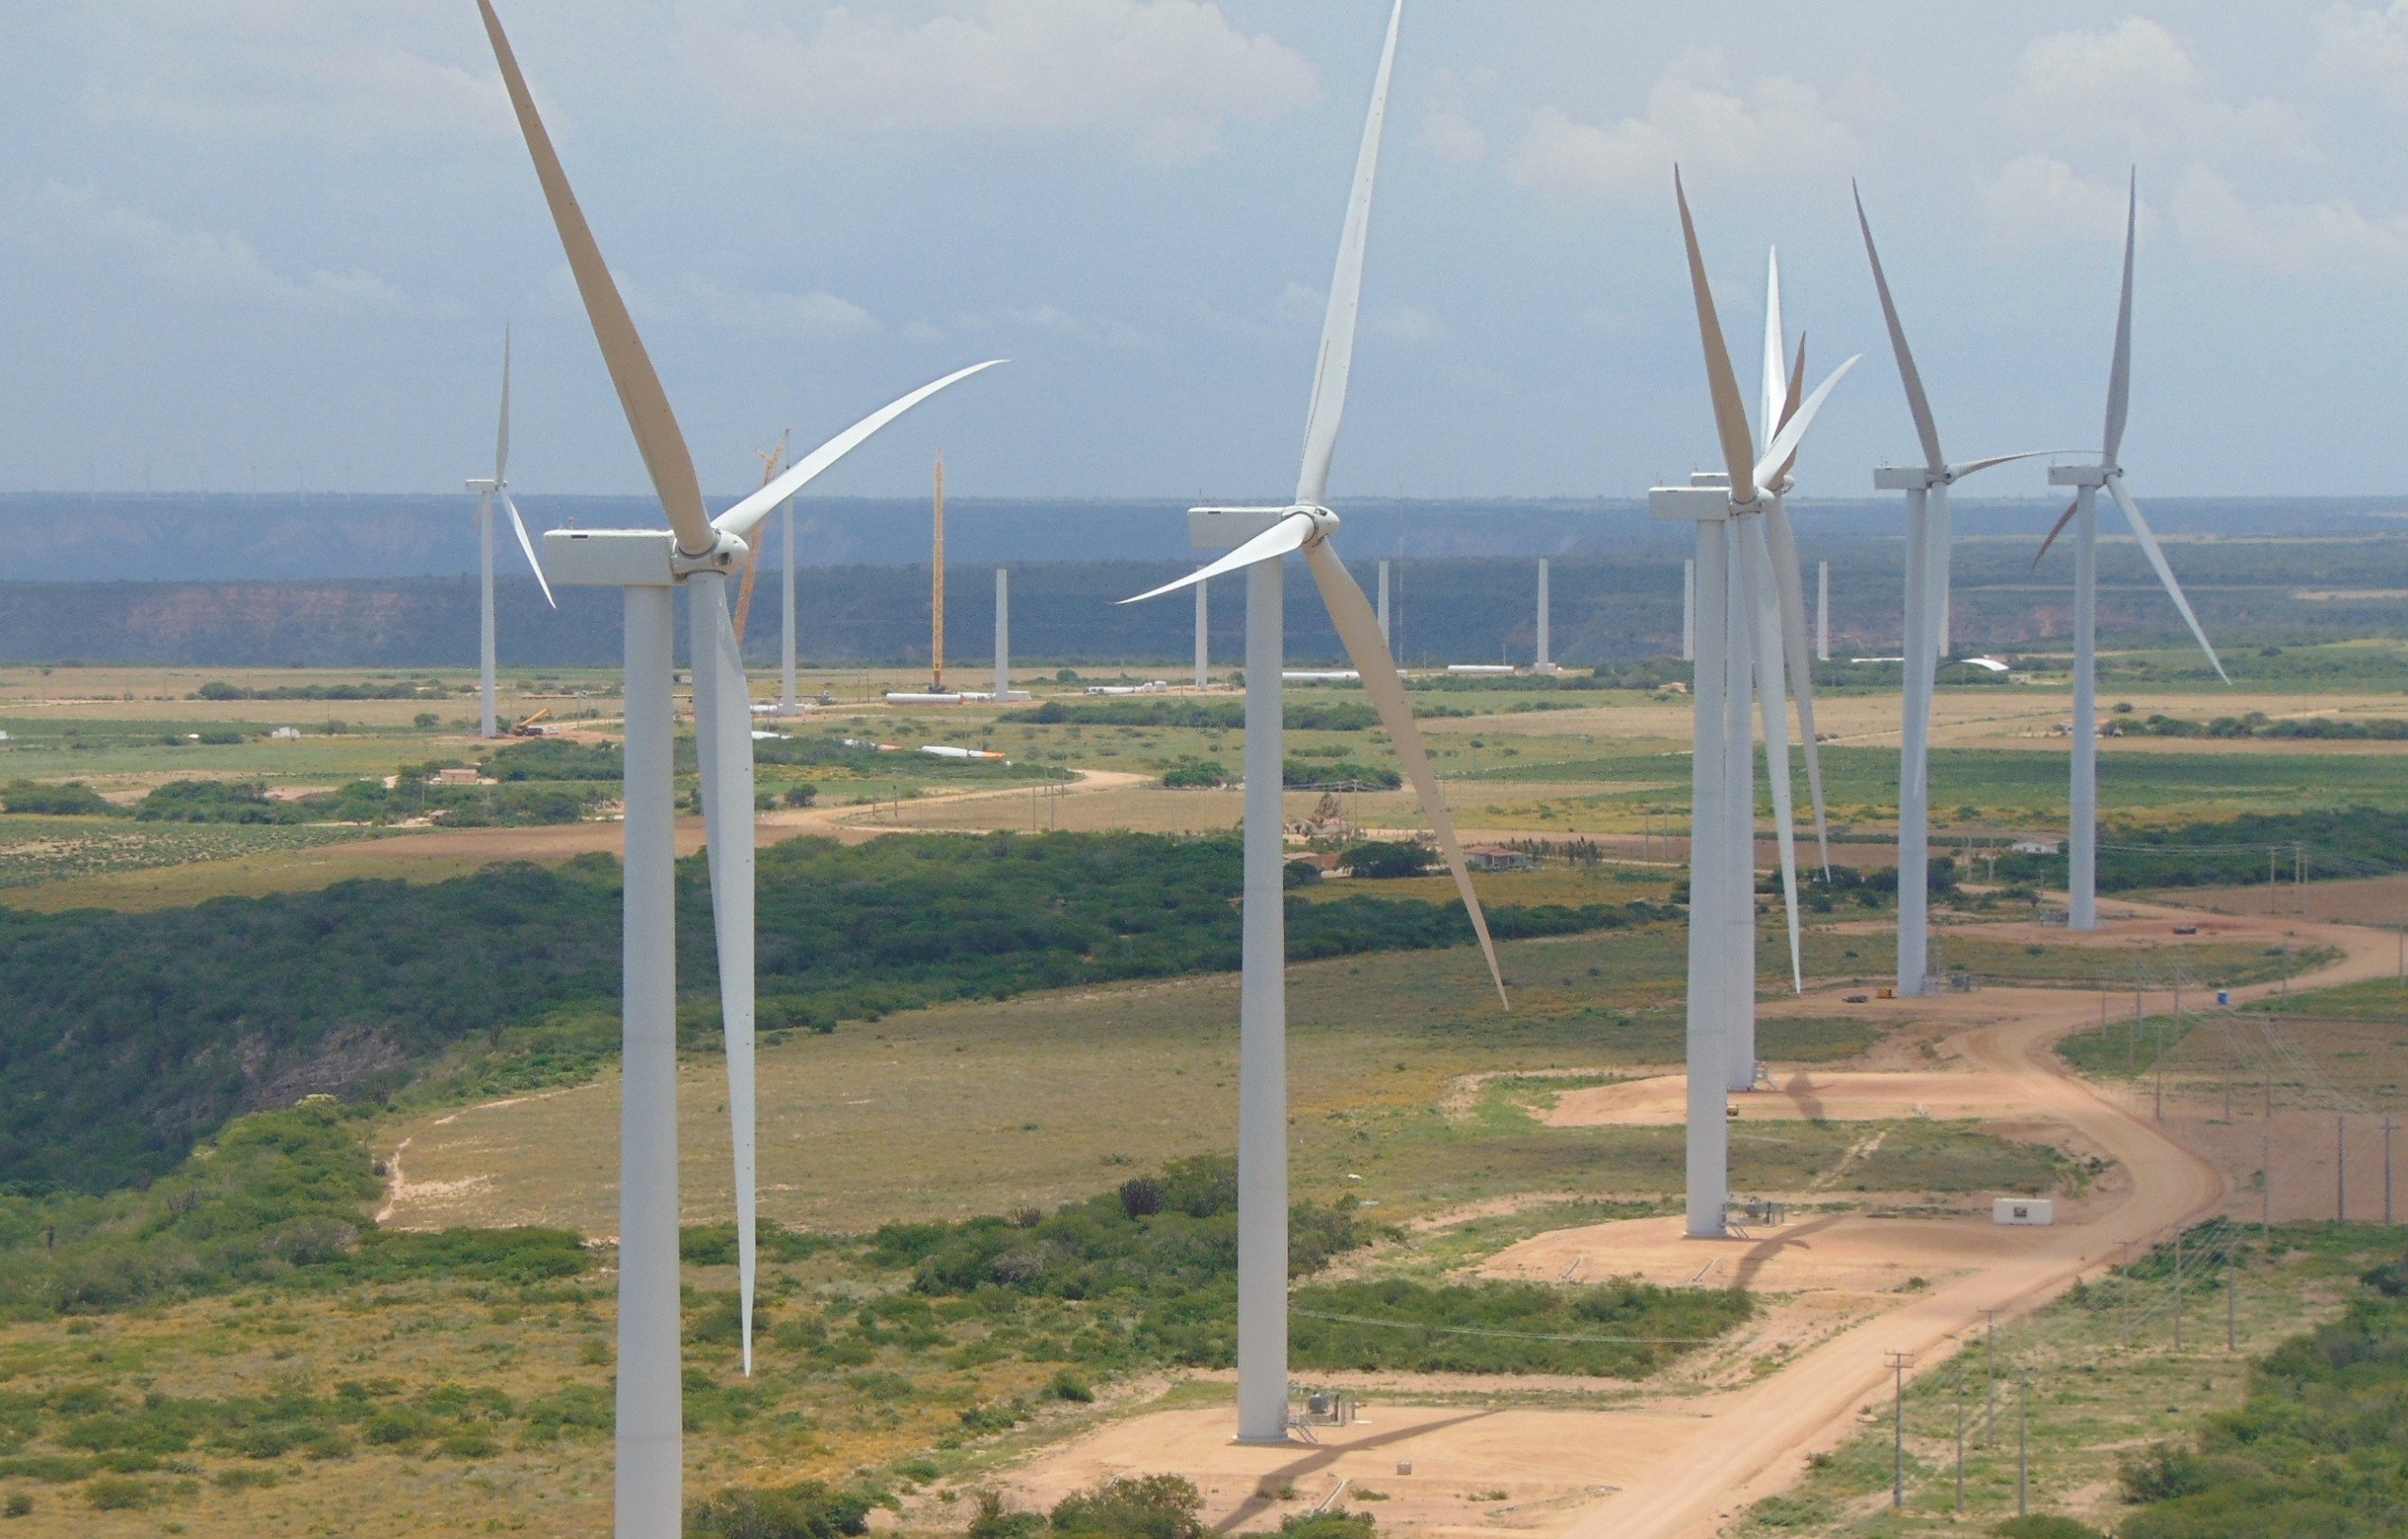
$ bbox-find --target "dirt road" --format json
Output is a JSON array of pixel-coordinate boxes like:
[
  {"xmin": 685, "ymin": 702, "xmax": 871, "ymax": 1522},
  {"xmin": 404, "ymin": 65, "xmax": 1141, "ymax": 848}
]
[
  {"xmin": 1553, "ymin": 901, "xmax": 2393, "ymax": 1538},
  {"xmin": 996, "ymin": 903, "xmax": 2394, "ymax": 1538}
]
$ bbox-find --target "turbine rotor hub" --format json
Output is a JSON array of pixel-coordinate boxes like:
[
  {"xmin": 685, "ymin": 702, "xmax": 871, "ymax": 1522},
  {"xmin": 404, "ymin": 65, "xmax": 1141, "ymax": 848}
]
[{"xmin": 671, "ymin": 530, "xmax": 749, "ymax": 577}]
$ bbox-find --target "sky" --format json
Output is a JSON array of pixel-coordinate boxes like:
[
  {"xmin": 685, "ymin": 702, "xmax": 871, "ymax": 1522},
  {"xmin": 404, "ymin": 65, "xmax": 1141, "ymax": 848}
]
[{"xmin": 4, "ymin": 2, "xmax": 2407, "ymax": 506}]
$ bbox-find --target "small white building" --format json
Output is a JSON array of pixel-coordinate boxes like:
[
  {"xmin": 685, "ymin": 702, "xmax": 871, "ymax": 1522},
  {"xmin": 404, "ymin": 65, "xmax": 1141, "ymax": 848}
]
[
  {"xmin": 1992, "ymin": 1197, "xmax": 2053, "ymax": 1226},
  {"xmin": 2008, "ymin": 837, "xmax": 2063, "ymax": 856}
]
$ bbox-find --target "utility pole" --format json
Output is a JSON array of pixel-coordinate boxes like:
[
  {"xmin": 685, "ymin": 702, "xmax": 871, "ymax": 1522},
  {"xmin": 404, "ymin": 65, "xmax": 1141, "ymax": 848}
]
[
  {"xmin": 2017, "ymin": 1376, "xmax": 2030, "ymax": 1518},
  {"xmin": 2173, "ymin": 1230, "xmax": 2184, "ymax": 1351},
  {"xmin": 2227, "ymin": 1257, "xmax": 2238, "ymax": 1352},
  {"xmin": 1887, "ymin": 1350, "xmax": 1913, "ymax": 1510},
  {"xmin": 2263, "ymin": 1065, "xmax": 2275, "ymax": 1234},
  {"xmin": 2337, "ymin": 1114, "xmax": 2347, "ymax": 1222},
  {"xmin": 1954, "ymin": 1370, "xmax": 1967, "ymax": 1513},
  {"xmin": 2385, "ymin": 1114, "xmax": 2396, "ymax": 1227},
  {"xmin": 1984, "ymin": 1308, "xmax": 1998, "ymax": 1445}
]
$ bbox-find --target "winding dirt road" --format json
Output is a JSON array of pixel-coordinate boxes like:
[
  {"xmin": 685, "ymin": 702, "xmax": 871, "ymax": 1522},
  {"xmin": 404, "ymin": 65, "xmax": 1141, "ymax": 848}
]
[{"xmin": 1556, "ymin": 901, "xmax": 2393, "ymax": 1538}]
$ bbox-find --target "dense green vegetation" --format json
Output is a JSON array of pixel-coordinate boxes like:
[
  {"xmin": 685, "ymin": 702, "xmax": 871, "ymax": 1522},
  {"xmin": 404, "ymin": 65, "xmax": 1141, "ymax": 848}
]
[
  {"xmin": 1025, "ymin": 699, "xmax": 1376, "ymax": 731},
  {"xmin": 2125, "ymin": 709, "xmax": 2408, "ymax": 742},
  {"xmin": 2113, "ymin": 1250, "xmax": 2408, "ymax": 1536},
  {"xmin": 0, "ymin": 781, "xmax": 112, "ymax": 816},
  {"xmin": 0, "ymin": 832, "xmax": 1664, "ymax": 1193},
  {"xmin": 870, "ymin": 1154, "xmax": 1745, "ymax": 1378},
  {"xmin": 0, "ymin": 1101, "xmax": 587, "ymax": 1315},
  {"xmin": 1997, "ymin": 807, "xmax": 2408, "ymax": 892},
  {"xmin": 193, "ymin": 679, "xmax": 451, "ymax": 701}
]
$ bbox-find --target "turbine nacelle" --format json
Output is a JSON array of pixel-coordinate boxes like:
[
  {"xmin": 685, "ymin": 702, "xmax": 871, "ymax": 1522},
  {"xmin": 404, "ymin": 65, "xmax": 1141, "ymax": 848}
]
[{"xmin": 466, "ymin": 477, "xmax": 501, "ymax": 495}]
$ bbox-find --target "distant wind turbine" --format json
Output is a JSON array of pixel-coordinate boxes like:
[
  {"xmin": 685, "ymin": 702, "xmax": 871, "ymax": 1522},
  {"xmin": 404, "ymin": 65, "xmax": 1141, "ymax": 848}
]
[
  {"xmin": 1652, "ymin": 172, "xmax": 1854, "ymax": 1238},
  {"xmin": 475, "ymin": 5, "xmax": 1003, "ymax": 1531},
  {"xmin": 1117, "ymin": 0, "xmax": 1504, "ymax": 1444},
  {"xmin": 2037, "ymin": 173, "xmax": 2228, "ymax": 931},
  {"xmin": 463, "ymin": 327, "xmax": 554, "ymax": 738},
  {"xmin": 1855, "ymin": 184, "xmax": 2061, "ymax": 992}
]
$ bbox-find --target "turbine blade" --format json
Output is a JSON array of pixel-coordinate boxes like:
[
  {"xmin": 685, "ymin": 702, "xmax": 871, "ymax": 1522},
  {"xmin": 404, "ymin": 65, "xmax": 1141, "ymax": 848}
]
[
  {"xmin": 475, "ymin": 0, "xmax": 712, "ymax": 555},
  {"xmin": 689, "ymin": 574, "xmax": 759, "ymax": 1376},
  {"xmin": 1950, "ymin": 450, "xmax": 2082, "ymax": 481},
  {"xmin": 1764, "ymin": 499, "xmax": 1830, "ymax": 873},
  {"xmin": 1772, "ymin": 332, "xmax": 1808, "ymax": 485},
  {"xmin": 1751, "ymin": 356, "xmax": 1860, "ymax": 494},
  {"xmin": 496, "ymin": 324, "xmax": 511, "ymax": 484},
  {"xmin": 1295, "ymin": 0, "xmax": 1403, "ymax": 509},
  {"xmin": 714, "ymin": 361, "xmax": 1006, "ymax": 540},
  {"xmin": 2107, "ymin": 474, "xmax": 2230, "ymax": 684},
  {"xmin": 2034, "ymin": 496, "xmax": 2081, "ymax": 569},
  {"xmin": 2104, "ymin": 169, "xmax": 2137, "ymax": 466},
  {"xmin": 1305, "ymin": 536, "xmax": 1507, "ymax": 1008},
  {"xmin": 1117, "ymin": 513, "xmax": 1313, "ymax": 606},
  {"xmin": 1853, "ymin": 182, "xmax": 1945, "ymax": 474},
  {"xmin": 1743, "ymin": 522, "xmax": 1804, "ymax": 992},
  {"xmin": 498, "ymin": 490, "xmax": 556, "ymax": 609},
  {"xmin": 1759, "ymin": 246, "xmax": 1785, "ymax": 454},
  {"xmin": 1674, "ymin": 168, "xmax": 1758, "ymax": 501}
]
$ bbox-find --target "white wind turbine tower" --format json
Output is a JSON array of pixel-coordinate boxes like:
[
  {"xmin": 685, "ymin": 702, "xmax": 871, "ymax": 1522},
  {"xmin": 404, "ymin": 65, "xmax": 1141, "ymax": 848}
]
[
  {"xmin": 2036, "ymin": 175, "xmax": 2228, "ymax": 931},
  {"xmin": 1118, "ymin": 0, "xmax": 1504, "ymax": 1444},
  {"xmin": 464, "ymin": 327, "xmax": 556, "ymax": 738},
  {"xmin": 475, "ymin": 6, "xmax": 1003, "ymax": 1532},
  {"xmin": 1855, "ymin": 185, "xmax": 2060, "ymax": 993},
  {"xmin": 1651, "ymin": 173, "xmax": 1853, "ymax": 1238}
]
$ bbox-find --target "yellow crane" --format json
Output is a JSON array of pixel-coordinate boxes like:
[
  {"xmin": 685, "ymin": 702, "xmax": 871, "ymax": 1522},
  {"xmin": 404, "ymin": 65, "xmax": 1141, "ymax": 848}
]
[
  {"xmin": 731, "ymin": 430, "xmax": 787, "ymax": 644},
  {"xmin": 930, "ymin": 450, "xmax": 945, "ymax": 690}
]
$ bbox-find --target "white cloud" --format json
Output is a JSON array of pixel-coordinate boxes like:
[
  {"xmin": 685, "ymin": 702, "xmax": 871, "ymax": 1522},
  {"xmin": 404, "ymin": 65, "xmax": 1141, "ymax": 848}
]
[
  {"xmin": 677, "ymin": 278, "xmax": 877, "ymax": 341},
  {"xmin": 956, "ymin": 302, "xmax": 1156, "ymax": 349},
  {"xmin": 3, "ymin": 182, "xmax": 414, "ymax": 313},
  {"xmin": 1417, "ymin": 109, "xmax": 1486, "ymax": 167},
  {"xmin": 2171, "ymin": 167, "xmax": 2408, "ymax": 282},
  {"xmin": 1502, "ymin": 51, "xmax": 1851, "ymax": 206},
  {"xmin": 72, "ymin": 4, "xmax": 511, "ymax": 147},
  {"xmin": 1373, "ymin": 306, "xmax": 1444, "ymax": 344},
  {"xmin": 1274, "ymin": 282, "xmax": 1325, "ymax": 326},
  {"xmin": 697, "ymin": 0, "xmax": 1319, "ymax": 166},
  {"xmin": 1999, "ymin": 17, "xmax": 2316, "ymax": 167},
  {"xmin": 2314, "ymin": 3, "xmax": 2408, "ymax": 110},
  {"xmin": 1977, "ymin": 154, "xmax": 2158, "ymax": 250}
]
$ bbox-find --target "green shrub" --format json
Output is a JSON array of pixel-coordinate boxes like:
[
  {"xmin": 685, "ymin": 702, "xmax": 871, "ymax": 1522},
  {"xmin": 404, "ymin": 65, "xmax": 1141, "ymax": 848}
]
[
  {"xmin": 0, "ymin": 781, "xmax": 116, "ymax": 817},
  {"xmin": 1048, "ymin": 1475, "xmax": 1203, "ymax": 1539},
  {"xmin": 1991, "ymin": 1519, "xmax": 2104, "ymax": 1538},
  {"xmin": 684, "ymin": 1480, "xmax": 870, "ymax": 1539},
  {"xmin": 1276, "ymin": 1512, "xmax": 1375, "ymax": 1539},
  {"xmin": 84, "ymin": 1476, "xmax": 151, "ymax": 1511}
]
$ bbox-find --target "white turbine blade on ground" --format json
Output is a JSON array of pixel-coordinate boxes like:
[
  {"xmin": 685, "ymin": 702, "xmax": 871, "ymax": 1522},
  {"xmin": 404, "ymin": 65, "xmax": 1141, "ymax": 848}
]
[
  {"xmin": 476, "ymin": 0, "xmax": 712, "ymax": 555},
  {"xmin": 2103, "ymin": 170, "xmax": 2138, "ymax": 467},
  {"xmin": 1117, "ymin": 514, "xmax": 1314, "ymax": 606},
  {"xmin": 1759, "ymin": 247, "xmax": 1786, "ymax": 455},
  {"xmin": 495, "ymin": 325, "xmax": 512, "ymax": 484},
  {"xmin": 2106, "ymin": 474, "xmax": 2230, "ymax": 684},
  {"xmin": 1853, "ymin": 182, "xmax": 1945, "ymax": 475},
  {"xmin": 1295, "ymin": 0, "xmax": 1402, "ymax": 509},
  {"xmin": 689, "ymin": 575, "xmax": 759, "ymax": 1376},
  {"xmin": 714, "ymin": 361, "xmax": 1008, "ymax": 541},
  {"xmin": 1751, "ymin": 357, "xmax": 1860, "ymax": 494},
  {"xmin": 1305, "ymin": 537, "xmax": 1507, "ymax": 1008},
  {"xmin": 1674, "ymin": 169, "xmax": 1758, "ymax": 500},
  {"xmin": 1742, "ymin": 521, "xmax": 1804, "ymax": 993},
  {"xmin": 1762, "ymin": 500, "xmax": 1830, "ymax": 873},
  {"xmin": 498, "ymin": 490, "xmax": 556, "ymax": 609}
]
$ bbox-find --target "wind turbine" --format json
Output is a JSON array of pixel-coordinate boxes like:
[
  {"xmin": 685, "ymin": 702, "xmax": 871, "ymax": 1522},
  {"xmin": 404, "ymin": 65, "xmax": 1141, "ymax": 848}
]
[
  {"xmin": 475, "ymin": 6, "xmax": 1002, "ymax": 1532},
  {"xmin": 1117, "ymin": 0, "xmax": 1503, "ymax": 1445},
  {"xmin": 2036, "ymin": 174, "xmax": 2228, "ymax": 931},
  {"xmin": 1855, "ymin": 184, "xmax": 2061, "ymax": 992},
  {"xmin": 464, "ymin": 327, "xmax": 555, "ymax": 738},
  {"xmin": 1651, "ymin": 172, "xmax": 1854, "ymax": 1238}
]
